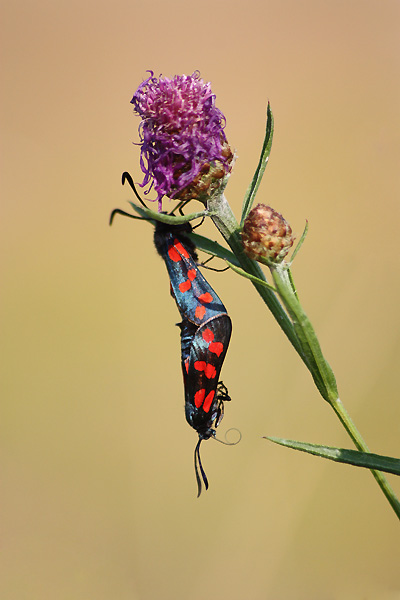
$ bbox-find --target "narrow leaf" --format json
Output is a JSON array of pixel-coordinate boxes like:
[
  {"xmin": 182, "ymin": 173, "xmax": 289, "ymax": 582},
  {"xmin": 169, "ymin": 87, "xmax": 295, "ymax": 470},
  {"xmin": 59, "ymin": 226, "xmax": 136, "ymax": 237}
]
[
  {"xmin": 265, "ymin": 437, "xmax": 400, "ymax": 476},
  {"xmin": 188, "ymin": 232, "xmax": 240, "ymax": 266},
  {"xmin": 128, "ymin": 202, "xmax": 209, "ymax": 225},
  {"xmin": 289, "ymin": 220, "xmax": 309, "ymax": 264},
  {"xmin": 271, "ymin": 265, "xmax": 338, "ymax": 402},
  {"xmin": 241, "ymin": 102, "xmax": 274, "ymax": 225},
  {"xmin": 226, "ymin": 261, "xmax": 276, "ymax": 291}
]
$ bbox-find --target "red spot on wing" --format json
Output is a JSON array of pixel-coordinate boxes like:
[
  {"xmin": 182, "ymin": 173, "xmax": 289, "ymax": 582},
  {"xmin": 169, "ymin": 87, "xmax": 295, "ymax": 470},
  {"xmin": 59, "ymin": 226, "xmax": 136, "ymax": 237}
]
[
  {"xmin": 194, "ymin": 361, "xmax": 217, "ymax": 379},
  {"xmin": 203, "ymin": 390, "xmax": 215, "ymax": 413},
  {"xmin": 188, "ymin": 269, "xmax": 197, "ymax": 281},
  {"xmin": 179, "ymin": 280, "xmax": 191, "ymax": 293},
  {"xmin": 209, "ymin": 341, "xmax": 224, "ymax": 357},
  {"xmin": 204, "ymin": 363, "xmax": 217, "ymax": 379},
  {"xmin": 184, "ymin": 359, "xmax": 189, "ymax": 374},
  {"xmin": 199, "ymin": 292, "xmax": 213, "ymax": 304},
  {"xmin": 194, "ymin": 361, "xmax": 206, "ymax": 372},
  {"xmin": 194, "ymin": 388, "xmax": 205, "ymax": 408},
  {"xmin": 174, "ymin": 240, "xmax": 190, "ymax": 259},
  {"xmin": 202, "ymin": 328, "xmax": 214, "ymax": 343},
  {"xmin": 195, "ymin": 305, "xmax": 206, "ymax": 320},
  {"xmin": 168, "ymin": 245, "xmax": 181, "ymax": 262}
]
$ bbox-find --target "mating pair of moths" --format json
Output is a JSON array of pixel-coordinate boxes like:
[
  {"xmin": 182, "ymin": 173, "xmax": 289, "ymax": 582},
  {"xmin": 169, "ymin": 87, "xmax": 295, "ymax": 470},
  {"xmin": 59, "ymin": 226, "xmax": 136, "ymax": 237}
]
[{"xmin": 111, "ymin": 172, "xmax": 232, "ymax": 496}]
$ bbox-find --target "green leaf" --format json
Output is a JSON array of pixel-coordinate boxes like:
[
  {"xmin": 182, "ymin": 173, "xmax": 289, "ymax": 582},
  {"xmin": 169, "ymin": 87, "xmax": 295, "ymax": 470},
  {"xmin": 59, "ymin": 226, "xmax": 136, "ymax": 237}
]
[
  {"xmin": 188, "ymin": 232, "xmax": 240, "ymax": 266},
  {"xmin": 264, "ymin": 436, "xmax": 400, "ymax": 476},
  {"xmin": 289, "ymin": 220, "xmax": 309, "ymax": 264},
  {"xmin": 128, "ymin": 202, "xmax": 210, "ymax": 225},
  {"xmin": 270, "ymin": 265, "xmax": 339, "ymax": 403},
  {"xmin": 241, "ymin": 102, "xmax": 274, "ymax": 225},
  {"xmin": 226, "ymin": 261, "xmax": 276, "ymax": 291}
]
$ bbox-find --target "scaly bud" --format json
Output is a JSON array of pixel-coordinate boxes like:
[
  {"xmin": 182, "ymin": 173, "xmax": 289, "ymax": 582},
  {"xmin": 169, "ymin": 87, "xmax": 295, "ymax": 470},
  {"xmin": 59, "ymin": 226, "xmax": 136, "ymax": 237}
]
[{"xmin": 241, "ymin": 204, "xmax": 294, "ymax": 263}]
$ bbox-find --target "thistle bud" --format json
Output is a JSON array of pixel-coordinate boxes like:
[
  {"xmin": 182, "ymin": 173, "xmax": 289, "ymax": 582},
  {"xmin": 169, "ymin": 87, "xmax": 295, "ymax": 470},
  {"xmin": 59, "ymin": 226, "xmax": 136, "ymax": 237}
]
[{"xmin": 241, "ymin": 204, "xmax": 294, "ymax": 263}]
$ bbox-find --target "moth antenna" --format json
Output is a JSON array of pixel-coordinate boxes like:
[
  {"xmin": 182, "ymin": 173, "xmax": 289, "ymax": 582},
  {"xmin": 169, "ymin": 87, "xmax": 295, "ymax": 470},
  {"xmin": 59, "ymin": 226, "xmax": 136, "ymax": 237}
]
[
  {"xmin": 194, "ymin": 438, "xmax": 209, "ymax": 497},
  {"xmin": 121, "ymin": 171, "xmax": 148, "ymax": 208},
  {"xmin": 110, "ymin": 172, "xmax": 152, "ymax": 225},
  {"xmin": 109, "ymin": 208, "xmax": 143, "ymax": 226},
  {"xmin": 213, "ymin": 428, "xmax": 242, "ymax": 446}
]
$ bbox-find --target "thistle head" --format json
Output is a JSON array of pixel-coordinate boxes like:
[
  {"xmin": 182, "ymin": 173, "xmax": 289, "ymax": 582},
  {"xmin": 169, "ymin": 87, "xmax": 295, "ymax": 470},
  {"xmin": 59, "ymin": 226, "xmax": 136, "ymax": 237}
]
[
  {"xmin": 131, "ymin": 71, "xmax": 234, "ymax": 209},
  {"xmin": 241, "ymin": 204, "xmax": 295, "ymax": 264}
]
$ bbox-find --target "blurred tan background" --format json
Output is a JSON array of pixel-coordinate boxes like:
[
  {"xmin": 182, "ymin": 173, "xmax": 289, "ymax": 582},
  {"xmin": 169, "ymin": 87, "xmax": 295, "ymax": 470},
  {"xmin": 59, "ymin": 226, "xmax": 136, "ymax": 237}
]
[{"xmin": 2, "ymin": 1, "xmax": 400, "ymax": 598}]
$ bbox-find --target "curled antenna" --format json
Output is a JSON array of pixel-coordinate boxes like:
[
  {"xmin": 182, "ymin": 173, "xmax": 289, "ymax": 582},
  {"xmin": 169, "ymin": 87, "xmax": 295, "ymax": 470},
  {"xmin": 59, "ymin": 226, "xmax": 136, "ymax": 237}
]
[
  {"xmin": 213, "ymin": 428, "xmax": 242, "ymax": 446},
  {"xmin": 121, "ymin": 171, "xmax": 148, "ymax": 208},
  {"xmin": 109, "ymin": 208, "xmax": 143, "ymax": 226},
  {"xmin": 109, "ymin": 172, "xmax": 149, "ymax": 226},
  {"xmin": 194, "ymin": 438, "xmax": 209, "ymax": 497}
]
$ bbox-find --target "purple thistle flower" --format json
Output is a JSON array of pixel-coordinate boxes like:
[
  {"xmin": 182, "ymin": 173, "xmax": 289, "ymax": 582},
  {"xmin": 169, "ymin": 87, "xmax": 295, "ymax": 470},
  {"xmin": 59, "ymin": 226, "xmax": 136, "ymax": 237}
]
[{"xmin": 131, "ymin": 71, "xmax": 233, "ymax": 210}]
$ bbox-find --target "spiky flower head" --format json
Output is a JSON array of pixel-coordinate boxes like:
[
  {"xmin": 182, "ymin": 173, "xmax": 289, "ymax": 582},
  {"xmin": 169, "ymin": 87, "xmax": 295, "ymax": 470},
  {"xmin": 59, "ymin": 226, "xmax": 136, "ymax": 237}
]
[
  {"xmin": 242, "ymin": 204, "xmax": 295, "ymax": 263},
  {"xmin": 131, "ymin": 71, "xmax": 234, "ymax": 209}
]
